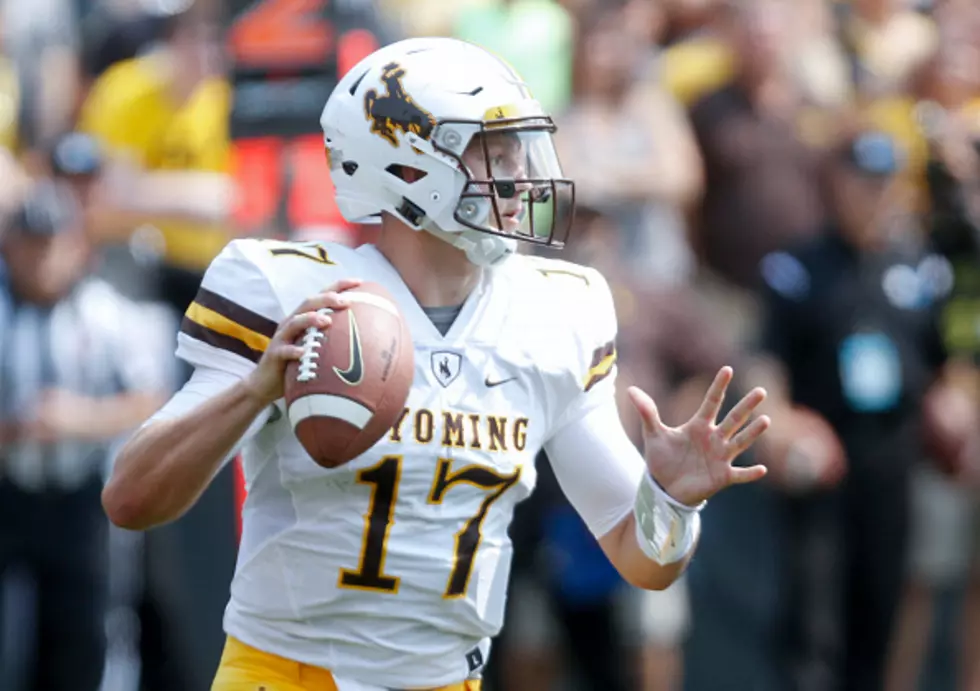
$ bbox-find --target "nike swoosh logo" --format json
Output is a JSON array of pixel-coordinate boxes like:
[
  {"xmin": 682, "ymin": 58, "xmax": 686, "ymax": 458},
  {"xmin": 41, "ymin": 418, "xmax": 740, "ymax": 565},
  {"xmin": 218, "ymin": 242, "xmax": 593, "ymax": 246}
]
[
  {"xmin": 333, "ymin": 311, "xmax": 364, "ymax": 386},
  {"xmin": 484, "ymin": 376, "xmax": 516, "ymax": 388}
]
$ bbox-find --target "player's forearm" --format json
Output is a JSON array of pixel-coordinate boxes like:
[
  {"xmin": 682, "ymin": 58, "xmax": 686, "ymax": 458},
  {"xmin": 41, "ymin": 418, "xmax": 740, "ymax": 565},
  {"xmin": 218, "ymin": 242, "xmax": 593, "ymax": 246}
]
[
  {"xmin": 102, "ymin": 381, "xmax": 266, "ymax": 531},
  {"xmin": 599, "ymin": 512, "xmax": 695, "ymax": 591}
]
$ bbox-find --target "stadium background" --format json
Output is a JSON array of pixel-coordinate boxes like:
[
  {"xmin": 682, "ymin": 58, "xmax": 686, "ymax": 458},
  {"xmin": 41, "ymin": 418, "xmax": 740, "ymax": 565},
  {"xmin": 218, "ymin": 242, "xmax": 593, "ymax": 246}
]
[{"xmin": 1, "ymin": 0, "xmax": 980, "ymax": 690}]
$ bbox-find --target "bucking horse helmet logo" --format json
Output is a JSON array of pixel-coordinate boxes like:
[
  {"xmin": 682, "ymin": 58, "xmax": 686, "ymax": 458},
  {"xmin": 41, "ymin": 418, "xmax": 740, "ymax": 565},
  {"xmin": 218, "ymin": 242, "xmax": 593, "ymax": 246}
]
[{"xmin": 364, "ymin": 62, "xmax": 437, "ymax": 148}]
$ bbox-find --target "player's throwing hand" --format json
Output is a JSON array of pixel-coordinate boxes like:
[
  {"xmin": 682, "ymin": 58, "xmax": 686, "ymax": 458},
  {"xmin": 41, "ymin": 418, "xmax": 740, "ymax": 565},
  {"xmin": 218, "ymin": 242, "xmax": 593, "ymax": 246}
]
[
  {"xmin": 628, "ymin": 366, "xmax": 770, "ymax": 507},
  {"xmin": 243, "ymin": 279, "xmax": 362, "ymax": 406}
]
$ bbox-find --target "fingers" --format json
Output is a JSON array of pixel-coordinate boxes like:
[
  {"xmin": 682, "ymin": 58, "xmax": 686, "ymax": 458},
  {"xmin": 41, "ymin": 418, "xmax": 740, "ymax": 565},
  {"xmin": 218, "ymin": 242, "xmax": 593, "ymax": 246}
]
[
  {"xmin": 728, "ymin": 464, "xmax": 768, "ymax": 485},
  {"xmin": 729, "ymin": 415, "xmax": 771, "ymax": 457},
  {"xmin": 296, "ymin": 290, "xmax": 354, "ymax": 316},
  {"xmin": 628, "ymin": 386, "xmax": 663, "ymax": 436},
  {"xmin": 330, "ymin": 277, "xmax": 364, "ymax": 292},
  {"xmin": 695, "ymin": 366, "xmax": 733, "ymax": 425},
  {"xmin": 273, "ymin": 278, "xmax": 363, "ymax": 360},
  {"xmin": 292, "ymin": 279, "xmax": 364, "ymax": 317},
  {"xmin": 717, "ymin": 387, "xmax": 768, "ymax": 439},
  {"xmin": 275, "ymin": 311, "xmax": 333, "ymax": 360}
]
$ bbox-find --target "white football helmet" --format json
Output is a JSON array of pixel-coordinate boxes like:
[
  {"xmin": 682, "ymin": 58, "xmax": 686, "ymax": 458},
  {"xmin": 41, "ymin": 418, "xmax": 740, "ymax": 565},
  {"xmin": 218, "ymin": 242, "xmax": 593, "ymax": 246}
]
[{"xmin": 320, "ymin": 37, "xmax": 575, "ymax": 266}]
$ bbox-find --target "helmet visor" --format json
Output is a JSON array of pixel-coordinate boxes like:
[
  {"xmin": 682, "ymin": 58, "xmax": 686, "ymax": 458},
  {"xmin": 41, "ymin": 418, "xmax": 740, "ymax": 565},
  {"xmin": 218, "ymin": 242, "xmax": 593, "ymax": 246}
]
[{"xmin": 437, "ymin": 119, "xmax": 575, "ymax": 249}]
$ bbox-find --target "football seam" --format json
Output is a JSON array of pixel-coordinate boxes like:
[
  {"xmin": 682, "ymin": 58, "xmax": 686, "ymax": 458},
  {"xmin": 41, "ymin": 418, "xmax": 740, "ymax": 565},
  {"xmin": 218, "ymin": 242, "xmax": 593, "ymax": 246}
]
[
  {"xmin": 284, "ymin": 284, "xmax": 411, "ymax": 467},
  {"xmin": 296, "ymin": 308, "xmax": 333, "ymax": 382},
  {"xmin": 292, "ymin": 291, "xmax": 398, "ymax": 384}
]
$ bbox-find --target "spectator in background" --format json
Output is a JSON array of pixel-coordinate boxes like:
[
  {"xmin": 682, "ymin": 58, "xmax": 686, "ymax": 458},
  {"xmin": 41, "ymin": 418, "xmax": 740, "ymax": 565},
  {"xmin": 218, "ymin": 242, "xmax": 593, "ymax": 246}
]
[
  {"xmin": 0, "ymin": 182, "xmax": 169, "ymax": 691},
  {"xmin": 79, "ymin": 0, "xmax": 174, "ymax": 85},
  {"xmin": 835, "ymin": 0, "xmax": 939, "ymax": 100},
  {"xmin": 864, "ymin": 26, "xmax": 980, "ymax": 218},
  {"xmin": 753, "ymin": 129, "xmax": 975, "ymax": 691},
  {"xmin": 660, "ymin": 0, "xmax": 853, "ymax": 114},
  {"xmin": 689, "ymin": 0, "xmax": 824, "ymax": 302},
  {"xmin": 658, "ymin": 0, "xmax": 734, "ymax": 107},
  {"xmin": 78, "ymin": 0, "xmax": 232, "ymax": 326},
  {"xmin": 76, "ymin": 4, "xmax": 238, "ymax": 687},
  {"xmin": 0, "ymin": 0, "xmax": 83, "ymax": 155},
  {"xmin": 49, "ymin": 127, "xmax": 165, "ymax": 298},
  {"xmin": 555, "ymin": 3, "xmax": 703, "ymax": 286},
  {"xmin": 872, "ymin": 17, "xmax": 980, "ymax": 690}
]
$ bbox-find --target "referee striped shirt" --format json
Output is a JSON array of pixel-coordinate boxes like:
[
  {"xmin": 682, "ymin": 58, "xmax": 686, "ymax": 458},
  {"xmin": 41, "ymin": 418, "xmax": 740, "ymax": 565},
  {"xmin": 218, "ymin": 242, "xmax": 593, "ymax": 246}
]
[{"xmin": 0, "ymin": 269, "xmax": 174, "ymax": 492}]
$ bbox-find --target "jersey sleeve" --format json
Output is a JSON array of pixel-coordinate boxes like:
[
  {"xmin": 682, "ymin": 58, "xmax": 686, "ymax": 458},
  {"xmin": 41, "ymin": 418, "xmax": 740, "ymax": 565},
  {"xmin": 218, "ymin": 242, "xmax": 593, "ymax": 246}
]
[
  {"xmin": 176, "ymin": 240, "xmax": 284, "ymax": 379},
  {"xmin": 536, "ymin": 266, "xmax": 641, "ymax": 538},
  {"xmin": 547, "ymin": 266, "xmax": 620, "ymax": 436},
  {"xmin": 545, "ymin": 398, "xmax": 646, "ymax": 538}
]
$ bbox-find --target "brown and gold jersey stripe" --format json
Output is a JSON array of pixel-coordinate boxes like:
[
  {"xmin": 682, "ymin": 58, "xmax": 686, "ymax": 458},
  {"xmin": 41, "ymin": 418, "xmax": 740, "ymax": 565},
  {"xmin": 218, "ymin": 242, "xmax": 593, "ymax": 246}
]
[
  {"xmin": 180, "ymin": 287, "xmax": 278, "ymax": 363},
  {"xmin": 583, "ymin": 340, "xmax": 617, "ymax": 392}
]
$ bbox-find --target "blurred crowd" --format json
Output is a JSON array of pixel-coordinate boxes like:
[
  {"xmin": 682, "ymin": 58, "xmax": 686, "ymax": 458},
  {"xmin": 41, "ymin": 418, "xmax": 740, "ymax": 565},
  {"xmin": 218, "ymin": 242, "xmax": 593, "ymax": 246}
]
[{"xmin": 2, "ymin": 0, "xmax": 980, "ymax": 690}]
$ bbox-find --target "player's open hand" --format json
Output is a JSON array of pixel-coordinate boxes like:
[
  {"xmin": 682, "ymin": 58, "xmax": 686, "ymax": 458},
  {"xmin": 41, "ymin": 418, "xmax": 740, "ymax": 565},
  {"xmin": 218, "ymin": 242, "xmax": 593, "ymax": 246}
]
[
  {"xmin": 243, "ymin": 279, "xmax": 362, "ymax": 406},
  {"xmin": 628, "ymin": 366, "xmax": 770, "ymax": 507}
]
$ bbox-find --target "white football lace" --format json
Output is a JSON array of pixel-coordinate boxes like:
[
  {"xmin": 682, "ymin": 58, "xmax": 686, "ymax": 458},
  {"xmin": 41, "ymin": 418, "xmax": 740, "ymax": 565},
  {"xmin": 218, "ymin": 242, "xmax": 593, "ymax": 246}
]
[{"xmin": 296, "ymin": 309, "xmax": 330, "ymax": 382}]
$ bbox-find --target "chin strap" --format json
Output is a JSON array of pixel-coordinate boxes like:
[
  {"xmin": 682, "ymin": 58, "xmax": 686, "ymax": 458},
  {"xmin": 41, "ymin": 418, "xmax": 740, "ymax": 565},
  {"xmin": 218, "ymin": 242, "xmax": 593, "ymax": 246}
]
[{"xmin": 423, "ymin": 224, "xmax": 516, "ymax": 267}]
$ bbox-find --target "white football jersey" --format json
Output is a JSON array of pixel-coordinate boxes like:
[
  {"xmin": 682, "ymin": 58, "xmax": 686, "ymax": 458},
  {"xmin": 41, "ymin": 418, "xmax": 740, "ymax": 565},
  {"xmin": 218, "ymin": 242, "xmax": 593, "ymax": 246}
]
[{"xmin": 176, "ymin": 239, "xmax": 618, "ymax": 688}]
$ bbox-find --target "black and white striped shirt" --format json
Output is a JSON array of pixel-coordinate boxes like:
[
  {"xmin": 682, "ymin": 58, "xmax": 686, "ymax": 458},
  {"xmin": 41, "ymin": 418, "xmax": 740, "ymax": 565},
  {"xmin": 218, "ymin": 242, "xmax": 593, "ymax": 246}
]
[{"xmin": 0, "ymin": 269, "xmax": 174, "ymax": 492}]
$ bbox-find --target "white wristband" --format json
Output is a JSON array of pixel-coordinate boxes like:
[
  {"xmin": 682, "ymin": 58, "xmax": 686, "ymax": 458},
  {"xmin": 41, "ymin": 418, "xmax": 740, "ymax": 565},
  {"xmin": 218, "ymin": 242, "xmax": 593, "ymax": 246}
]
[{"xmin": 633, "ymin": 473, "xmax": 704, "ymax": 565}]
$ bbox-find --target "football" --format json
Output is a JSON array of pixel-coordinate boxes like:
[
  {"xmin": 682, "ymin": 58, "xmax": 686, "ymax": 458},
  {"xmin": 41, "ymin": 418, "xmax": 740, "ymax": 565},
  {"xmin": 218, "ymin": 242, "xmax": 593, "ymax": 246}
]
[{"xmin": 284, "ymin": 282, "xmax": 414, "ymax": 468}]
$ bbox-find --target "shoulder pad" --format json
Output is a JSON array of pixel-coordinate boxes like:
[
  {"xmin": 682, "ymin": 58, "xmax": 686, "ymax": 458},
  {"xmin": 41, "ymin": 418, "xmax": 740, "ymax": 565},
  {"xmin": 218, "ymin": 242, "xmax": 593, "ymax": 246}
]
[
  {"xmin": 176, "ymin": 239, "xmax": 286, "ymax": 376},
  {"xmin": 509, "ymin": 255, "xmax": 617, "ymax": 392}
]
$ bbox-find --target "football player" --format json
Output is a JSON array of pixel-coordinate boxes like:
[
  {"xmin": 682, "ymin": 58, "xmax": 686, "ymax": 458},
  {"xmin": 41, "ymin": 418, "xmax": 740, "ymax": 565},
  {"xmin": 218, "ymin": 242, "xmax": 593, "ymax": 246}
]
[{"xmin": 103, "ymin": 38, "xmax": 771, "ymax": 691}]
